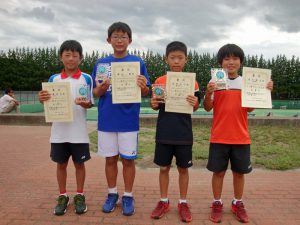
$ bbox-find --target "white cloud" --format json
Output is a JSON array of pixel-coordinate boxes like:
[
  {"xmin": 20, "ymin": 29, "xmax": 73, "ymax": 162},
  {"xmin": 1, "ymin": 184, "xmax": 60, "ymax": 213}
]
[{"xmin": 0, "ymin": 0, "xmax": 299, "ymax": 59}]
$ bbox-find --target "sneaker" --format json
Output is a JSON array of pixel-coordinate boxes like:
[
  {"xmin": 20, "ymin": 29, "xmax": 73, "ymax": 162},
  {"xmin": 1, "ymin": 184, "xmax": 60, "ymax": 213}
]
[
  {"xmin": 178, "ymin": 202, "xmax": 192, "ymax": 223},
  {"xmin": 231, "ymin": 201, "xmax": 249, "ymax": 223},
  {"xmin": 102, "ymin": 193, "xmax": 119, "ymax": 213},
  {"xmin": 74, "ymin": 194, "xmax": 87, "ymax": 214},
  {"xmin": 122, "ymin": 196, "xmax": 135, "ymax": 216},
  {"xmin": 151, "ymin": 200, "xmax": 170, "ymax": 219},
  {"xmin": 209, "ymin": 201, "xmax": 223, "ymax": 223},
  {"xmin": 54, "ymin": 195, "xmax": 69, "ymax": 216}
]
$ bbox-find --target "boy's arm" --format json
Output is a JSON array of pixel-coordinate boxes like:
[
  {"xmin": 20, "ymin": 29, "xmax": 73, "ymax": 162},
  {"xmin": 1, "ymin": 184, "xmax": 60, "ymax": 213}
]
[{"xmin": 203, "ymin": 82, "xmax": 215, "ymax": 112}]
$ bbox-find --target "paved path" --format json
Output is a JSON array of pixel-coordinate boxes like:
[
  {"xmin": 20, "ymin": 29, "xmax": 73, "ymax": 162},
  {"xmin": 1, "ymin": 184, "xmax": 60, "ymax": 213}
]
[{"xmin": 0, "ymin": 125, "xmax": 300, "ymax": 225}]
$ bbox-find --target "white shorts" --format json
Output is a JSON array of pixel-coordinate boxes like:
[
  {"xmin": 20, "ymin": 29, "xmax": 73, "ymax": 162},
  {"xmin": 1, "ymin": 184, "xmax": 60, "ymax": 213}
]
[{"xmin": 98, "ymin": 131, "xmax": 138, "ymax": 159}]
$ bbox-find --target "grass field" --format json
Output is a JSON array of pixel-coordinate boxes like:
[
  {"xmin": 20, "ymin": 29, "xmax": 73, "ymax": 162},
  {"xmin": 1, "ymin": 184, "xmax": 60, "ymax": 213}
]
[{"xmin": 89, "ymin": 123, "xmax": 300, "ymax": 170}]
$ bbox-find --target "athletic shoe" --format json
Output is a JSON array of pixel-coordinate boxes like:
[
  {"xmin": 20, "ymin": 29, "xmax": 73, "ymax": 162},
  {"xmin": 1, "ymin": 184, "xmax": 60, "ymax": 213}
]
[
  {"xmin": 231, "ymin": 201, "xmax": 249, "ymax": 223},
  {"xmin": 74, "ymin": 194, "xmax": 87, "ymax": 214},
  {"xmin": 151, "ymin": 200, "xmax": 170, "ymax": 219},
  {"xmin": 122, "ymin": 196, "xmax": 135, "ymax": 216},
  {"xmin": 178, "ymin": 202, "xmax": 192, "ymax": 223},
  {"xmin": 102, "ymin": 193, "xmax": 119, "ymax": 213},
  {"xmin": 209, "ymin": 201, "xmax": 223, "ymax": 223},
  {"xmin": 54, "ymin": 195, "xmax": 69, "ymax": 216}
]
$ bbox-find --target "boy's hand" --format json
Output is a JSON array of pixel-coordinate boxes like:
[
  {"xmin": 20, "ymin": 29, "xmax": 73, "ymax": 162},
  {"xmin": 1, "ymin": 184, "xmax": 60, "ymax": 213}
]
[
  {"xmin": 94, "ymin": 78, "xmax": 110, "ymax": 97},
  {"xmin": 150, "ymin": 96, "xmax": 164, "ymax": 110},
  {"xmin": 206, "ymin": 82, "xmax": 216, "ymax": 95},
  {"xmin": 75, "ymin": 97, "xmax": 92, "ymax": 108},
  {"xmin": 186, "ymin": 95, "xmax": 198, "ymax": 107},
  {"xmin": 266, "ymin": 80, "xmax": 273, "ymax": 91},
  {"xmin": 137, "ymin": 75, "xmax": 149, "ymax": 96},
  {"xmin": 38, "ymin": 90, "xmax": 51, "ymax": 103}
]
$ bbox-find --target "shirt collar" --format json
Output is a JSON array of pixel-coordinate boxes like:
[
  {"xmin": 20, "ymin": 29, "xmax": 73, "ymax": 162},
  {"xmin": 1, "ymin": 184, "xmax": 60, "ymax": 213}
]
[{"xmin": 61, "ymin": 68, "xmax": 81, "ymax": 79}]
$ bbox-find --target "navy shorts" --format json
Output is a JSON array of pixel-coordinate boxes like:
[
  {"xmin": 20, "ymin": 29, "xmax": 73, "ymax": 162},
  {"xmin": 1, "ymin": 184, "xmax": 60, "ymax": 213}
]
[
  {"xmin": 206, "ymin": 143, "xmax": 252, "ymax": 174},
  {"xmin": 50, "ymin": 143, "xmax": 91, "ymax": 164},
  {"xmin": 154, "ymin": 143, "xmax": 193, "ymax": 168}
]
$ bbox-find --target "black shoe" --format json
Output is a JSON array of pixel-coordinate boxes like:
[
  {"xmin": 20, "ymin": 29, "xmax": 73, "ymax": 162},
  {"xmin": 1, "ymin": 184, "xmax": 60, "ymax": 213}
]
[
  {"xmin": 74, "ymin": 194, "xmax": 87, "ymax": 214},
  {"xmin": 54, "ymin": 195, "xmax": 69, "ymax": 216}
]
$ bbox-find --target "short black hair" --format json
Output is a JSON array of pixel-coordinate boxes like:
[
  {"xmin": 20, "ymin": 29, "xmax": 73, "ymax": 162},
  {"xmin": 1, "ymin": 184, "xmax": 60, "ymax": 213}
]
[
  {"xmin": 108, "ymin": 22, "xmax": 132, "ymax": 39},
  {"xmin": 59, "ymin": 40, "xmax": 83, "ymax": 59},
  {"xmin": 4, "ymin": 88, "xmax": 13, "ymax": 94},
  {"xmin": 166, "ymin": 41, "xmax": 187, "ymax": 57},
  {"xmin": 217, "ymin": 44, "xmax": 244, "ymax": 65}
]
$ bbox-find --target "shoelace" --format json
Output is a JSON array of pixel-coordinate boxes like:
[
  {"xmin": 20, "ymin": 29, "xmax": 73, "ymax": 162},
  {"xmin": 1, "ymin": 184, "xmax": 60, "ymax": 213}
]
[
  {"xmin": 122, "ymin": 197, "xmax": 132, "ymax": 207},
  {"xmin": 236, "ymin": 202, "xmax": 247, "ymax": 217},
  {"xmin": 211, "ymin": 203, "xmax": 222, "ymax": 213},
  {"xmin": 106, "ymin": 195, "xmax": 117, "ymax": 205},
  {"xmin": 75, "ymin": 195, "xmax": 84, "ymax": 205},
  {"xmin": 154, "ymin": 201, "xmax": 166, "ymax": 213},
  {"xmin": 179, "ymin": 203, "xmax": 191, "ymax": 217},
  {"xmin": 57, "ymin": 196, "xmax": 67, "ymax": 205}
]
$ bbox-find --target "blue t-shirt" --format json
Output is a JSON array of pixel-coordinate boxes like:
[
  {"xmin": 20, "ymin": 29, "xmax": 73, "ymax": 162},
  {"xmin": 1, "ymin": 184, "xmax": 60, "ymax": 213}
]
[{"xmin": 91, "ymin": 54, "xmax": 150, "ymax": 132}]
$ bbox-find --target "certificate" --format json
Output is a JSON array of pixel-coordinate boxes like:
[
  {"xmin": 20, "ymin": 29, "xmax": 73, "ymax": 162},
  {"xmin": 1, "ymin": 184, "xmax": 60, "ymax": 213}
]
[
  {"xmin": 111, "ymin": 62, "xmax": 141, "ymax": 104},
  {"xmin": 42, "ymin": 82, "xmax": 73, "ymax": 122},
  {"xmin": 242, "ymin": 67, "xmax": 272, "ymax": 108},
  {"xmin": 165, "ymin": 72, "xmax": 196, "ymax": 114}
]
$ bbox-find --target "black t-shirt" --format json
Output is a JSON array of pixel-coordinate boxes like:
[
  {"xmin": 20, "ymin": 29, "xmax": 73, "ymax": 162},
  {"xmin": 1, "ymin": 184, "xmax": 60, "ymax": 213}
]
[{"xmin": 155, "ymin": 104, "xmax": 193, "ymax": 145}]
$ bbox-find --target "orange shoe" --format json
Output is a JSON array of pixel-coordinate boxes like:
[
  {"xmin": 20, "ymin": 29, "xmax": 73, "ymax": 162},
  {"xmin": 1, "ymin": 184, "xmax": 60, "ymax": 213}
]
[
  {"xmin": 178, "ymin": 202, "xmax": 192, "ymax": 223},
  {"xmin": 231, "ymin": 201, "xmax": 249, "ymax": 223},
  {"xmin": 151, "ymin": 201, "xmax": 170, "ymax": 219},
  {"xmin": 209, "ymin": 201, "xmax": 223, "ymax": 223}
]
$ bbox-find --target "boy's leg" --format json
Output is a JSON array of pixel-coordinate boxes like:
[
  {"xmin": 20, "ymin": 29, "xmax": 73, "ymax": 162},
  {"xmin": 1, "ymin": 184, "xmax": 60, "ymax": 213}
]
[
  {"xmin": 73, "ymin": 162, "xmax": 86, "ymax": 193},
  {"xmin": 151, "ymin": 143, "xmax": 172, "ymax": 219},
  {"xmin": 230, "ymin": 145, "xmax": 251, "ymax": 223},
  {"xmin": 232, "ymin": 171, "xmax": 244, "ymax": 199},
  {"xmin": 71, "ymin": 143, "xmax": 91, "ymax": 214},
  {"xmin": 177, "ymin": 166, "xmax": 189, "ymax": 200},
  {"xmin": 212, "ymin": 171, "xmax": 226, "ymax": 200},
  {"xmin": 207, "ymin": 143, "xmax": 230, "ymax": 223},
  {"xmin": 121, "ymin": 158, "xmax": 135, "ymax": 193},
  {"xmin": 57, "ymin": 162, "xmax": 68, "ymax": 193},
  {"xmin": 175, "ymin": 145, "xmax": 193, "ymax": 223},
  {"xmin": 159, "ymin": 166, "xmax": 171, "ymax": 198},
  {"xmin": 106, "ymin": 156, "xmax": 119, "ymax": 188}
]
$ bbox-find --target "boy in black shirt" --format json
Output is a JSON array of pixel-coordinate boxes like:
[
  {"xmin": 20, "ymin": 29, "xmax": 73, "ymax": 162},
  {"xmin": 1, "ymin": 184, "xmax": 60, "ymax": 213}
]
[{"xmin": 150, "ymin": 41, "xmax": 200, "ymax": 223}]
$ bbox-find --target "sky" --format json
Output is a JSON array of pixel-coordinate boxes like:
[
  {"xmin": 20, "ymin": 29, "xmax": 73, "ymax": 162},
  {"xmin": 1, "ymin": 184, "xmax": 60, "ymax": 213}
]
[{"xmin": 1, "ymin": 0, "xmax": 300, "ymax": 59}]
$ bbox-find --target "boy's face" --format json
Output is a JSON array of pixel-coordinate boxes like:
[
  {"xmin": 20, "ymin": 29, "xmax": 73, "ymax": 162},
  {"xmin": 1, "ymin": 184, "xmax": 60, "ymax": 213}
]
[
  {"xmin": 60, "ymin": 50, "xmax": 81, "ymax": 72},
  {"xmin": 221, "ymin": 55, "xmax": 241, "ymax": 77},
  {"xmin": 166, "ymin": 50, "xmax": 187, "ymax": 72},
  {"xmin": 107, "ymin": 31, "xmax": 132, "ymax": 55}
]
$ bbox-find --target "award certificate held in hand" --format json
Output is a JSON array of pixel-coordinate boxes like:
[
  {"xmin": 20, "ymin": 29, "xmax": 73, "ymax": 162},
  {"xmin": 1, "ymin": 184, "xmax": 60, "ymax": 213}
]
[
  {"xmin": 42, "ymin": 82, "xmax": 73, "ymax": 122},
  {"xmin": 165, "ymin": 72, "xmax": 196, "ymax": 114},
  {"xmin": 111, "ymin": 62, "xmax": 141, "ymax": 104},
  {"xmin": 242, "ymin": 67, "xmax": 272, "ymax": 108}
]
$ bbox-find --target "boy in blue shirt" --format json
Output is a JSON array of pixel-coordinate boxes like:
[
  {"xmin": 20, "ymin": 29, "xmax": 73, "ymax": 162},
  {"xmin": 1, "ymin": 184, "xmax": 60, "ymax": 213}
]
[{"xmin": 91, "ymin": 22, "xmax": 150, "ymax": 216}]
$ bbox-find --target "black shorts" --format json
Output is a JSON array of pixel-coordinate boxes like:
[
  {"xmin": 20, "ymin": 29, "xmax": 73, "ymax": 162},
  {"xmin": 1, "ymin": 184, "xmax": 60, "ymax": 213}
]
[
  {"xmin": 50, "ymin": 143, "xmax": 91, "ymax": 164},
  {"xmin": 154, "ymin": 143, "xmax": 193, "ymax": 168},
  {"xmin": 206, "ymin": 143, "xmax": 252, "ymax": 174}
]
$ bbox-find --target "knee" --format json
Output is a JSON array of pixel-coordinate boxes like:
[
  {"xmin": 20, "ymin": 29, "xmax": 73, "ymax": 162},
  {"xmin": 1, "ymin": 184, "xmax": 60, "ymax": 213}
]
[
  {"xmin": 106, "ymin": 156, "xmax": 118, "ymax": 166},
  {"xmin": 213, "ymin": 171, "xmax": 226, "ymax": 178},
  {"xmin": 74, "ymin": 162, "xmax": 85, "ymax": 170},
  {"xmin": 57, "ymin": 162, "xmax": 68, "ymax": 170},
  {"xmin": 122, "ymin": 158, "xmax": 134, "ymax": 167},
  {"xmin": 160, "ymin": 166, "xmax": 170, "ymax": 173},
  {"xmin": 177, "ymin": 166, "xmax": 188, "ymax": 175}
]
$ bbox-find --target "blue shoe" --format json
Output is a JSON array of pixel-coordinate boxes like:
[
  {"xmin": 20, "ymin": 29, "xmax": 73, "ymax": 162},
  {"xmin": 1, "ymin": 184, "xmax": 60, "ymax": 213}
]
[
  {"xmin": 102, "ymin": 193, "xmax": 119, "ymax": 213},
  {"xmin": 122, "ymin": 196, "xmax": 135, "ymax": 216}
]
